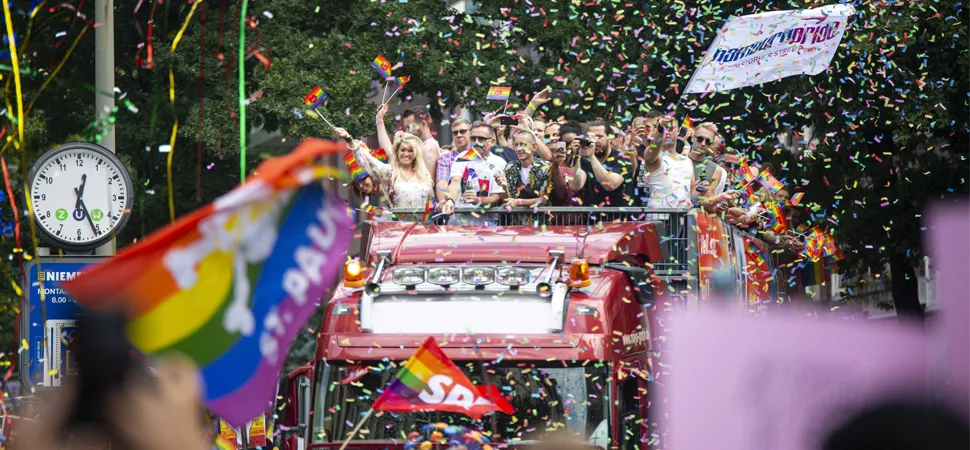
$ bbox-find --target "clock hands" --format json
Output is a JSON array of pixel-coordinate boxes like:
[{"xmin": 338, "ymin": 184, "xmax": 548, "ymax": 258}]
[
  {"xmin": 73, "ymin": 174, "xmax": 87, "ymax": 210},
  {"xmin": 73, "ymin": 180, "xmax": 98, "ymax": 237}
]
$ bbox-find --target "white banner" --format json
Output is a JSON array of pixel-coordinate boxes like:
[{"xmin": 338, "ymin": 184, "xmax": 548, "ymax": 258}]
[{"xmin": 684, "ymin": 4, "xmax": 855, "ymax": 94}]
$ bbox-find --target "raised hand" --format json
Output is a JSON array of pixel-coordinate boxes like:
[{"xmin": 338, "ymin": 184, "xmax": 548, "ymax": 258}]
[
  {"xmin": 530, "ymin": 88, "xmax": 551, "ymax": 107},
  {"xmin": 332, "ymin": 126, "xmax": 352, "ymax": 140}
]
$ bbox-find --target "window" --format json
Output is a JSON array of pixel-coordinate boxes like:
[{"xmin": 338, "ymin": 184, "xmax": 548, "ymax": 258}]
[{"xmin": 312, "ymin": 360, "xmax": 611, "ymax": 445}]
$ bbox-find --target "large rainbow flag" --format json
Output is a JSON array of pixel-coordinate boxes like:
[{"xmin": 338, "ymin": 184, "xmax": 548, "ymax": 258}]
[
  {"xmin": 62, "ymin": 139, "xmax": 353, "ymax": 426},
  {"xmin": 372, "ymin": 337, "xmax": 514, "ymax": 419}
]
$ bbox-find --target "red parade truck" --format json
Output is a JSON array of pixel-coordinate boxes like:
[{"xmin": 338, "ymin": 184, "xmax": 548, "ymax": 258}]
[{"xmin": 275, "ymin": 207, "xmax": 776, "ymax": 450}]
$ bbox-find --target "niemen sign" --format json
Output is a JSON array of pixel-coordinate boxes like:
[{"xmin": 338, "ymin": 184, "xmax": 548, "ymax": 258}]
[{"xmin": 20, "ymin": 257, "xmax": 102, "ymax": 388}]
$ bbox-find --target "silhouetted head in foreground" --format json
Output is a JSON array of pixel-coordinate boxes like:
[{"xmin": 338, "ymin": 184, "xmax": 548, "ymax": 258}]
[{"xmin": 823, "ymin": 401, "xmax": 969, "ymax": 450}]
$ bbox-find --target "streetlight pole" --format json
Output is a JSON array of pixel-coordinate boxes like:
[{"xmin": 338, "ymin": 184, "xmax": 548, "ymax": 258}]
[{"xmin": 94, "ymin": 0, "xmax": 116, "ymax": 256}]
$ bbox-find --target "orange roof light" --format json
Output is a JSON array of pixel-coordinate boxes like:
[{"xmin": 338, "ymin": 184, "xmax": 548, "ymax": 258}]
[
  {"xmin": 568, "ymin": 259, "xmax": 590, "ymax": 288},
  {"xmin": 344, "ymin": 259, "xmax": 365, "ymax": 288}
]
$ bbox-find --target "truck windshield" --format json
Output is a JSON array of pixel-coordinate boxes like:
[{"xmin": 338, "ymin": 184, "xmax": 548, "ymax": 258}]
[{"xmin": 311, "ymin": 360, "xmax": 611, "ymax": 445}]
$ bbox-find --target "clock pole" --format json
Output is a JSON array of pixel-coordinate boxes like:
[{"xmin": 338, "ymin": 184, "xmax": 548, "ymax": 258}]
[{"xmin": 94, "ymin": 0, "xmax": 116, "ymax": 256}]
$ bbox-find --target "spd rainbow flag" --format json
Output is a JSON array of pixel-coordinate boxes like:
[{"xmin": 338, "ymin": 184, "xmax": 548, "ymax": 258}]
[
  {"xmin": 371, "ymin": 55, "xmax": 393, "ymax": 79},
  {"xmin": 62, "ymin": 139, "xmax": 353, "ymax": 426},
  {"xmin": 372, "ymin": 337, "xmax": 514, "ymax": 419},
  {"xmin": 486, "ymin": 86, "xmax": 511, "ymax": 101},
  {"xmin": 303, "ymin": 85, "xmax": 328, "ymax": 110}
]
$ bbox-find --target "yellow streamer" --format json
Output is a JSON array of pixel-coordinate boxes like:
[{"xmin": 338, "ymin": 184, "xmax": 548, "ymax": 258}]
[
  {"xmin": 167, "ymin": 0, "xmax": 205, "ymax": 224},
  {"xmin": 3, "ymin": 4, "xmax": 22, "ymax": 146},
  {"xmin": 167, "ymin": 119, "xmax": 178, "ymax": 223},
  {"xmin": 172, "ymin": 0, "xmax": 204, "ymax": 52}
]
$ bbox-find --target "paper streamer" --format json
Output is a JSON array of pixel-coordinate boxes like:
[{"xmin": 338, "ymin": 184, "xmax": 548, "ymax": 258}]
[
  {"xmin": 3, "ymin": 0, "xmax": 24, "ymax": 146},
  {"xmin": 238, "ymin": 0, "xmax": 249, "ymax": 182},
  {"xmin": 167, "ymin": 0, "xmax": 205, "ymax": 224}
]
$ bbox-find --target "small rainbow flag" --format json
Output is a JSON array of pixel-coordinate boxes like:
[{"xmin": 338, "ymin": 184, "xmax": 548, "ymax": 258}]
[
  {"xmin": 787, "ymin": 192, "xmax": 805, "ymax": 207},
  {"xmin": 758, "ymin": 171, "xmax": 786, "ymax": 194},
  {"xmin": 303, "ymin": 85, "xmax": 328, "ymax": 110},
  {"xmin": 456, "ymin": 148, "xmax": 482, "ymax": 162},
  {"xmin": 822, "ymin": 230, "xmax": 844, "ymax": 261},
  {"xmin": 681, "ymin": 116, "xmax": 694, "ymax": 131},
  {"xmin": 764, "ymin": 202, "xmax": 788, "ymax": 235},
  {"xmin": 804, "ymin": 226, "xmax": 826, "ymax": 261},
  {"xmin": 371, "ymin": 55, "xmax": 393, "ymax": 79},
  {"xmin": 486, "ymin": 86, "xmax": 511, "ymax": 101},
  {"xmin": 745, "ymin": 237, "xmax": 768, "ymax": 267},
  {"xmin": 738, "ymin": 155, "xmax": 758, "ymax": 184},
  {"xmin": 422, "ymin": 200, "xmax": 433, "ymax": 223},
  {"xmin": 370, "ymin": 147, "xmax": 389, "ymax": 163},
  {"xmin": 372, "ymin": 337, "xmax": 514, "ymax": 419},
  {"xmin": 343, "ymin": 150, "xmax": 366, "ymax": 182},
  {"xmin": 344, "ymin": 147, "xmax": 389, "ymax": 183},
  {"xmin": 392, "ymin": 75, "xmax": 410, "ymax": 88},
  {"xmin": 62, "ymin": 139, "xmax": 353, "ymax": 426}
]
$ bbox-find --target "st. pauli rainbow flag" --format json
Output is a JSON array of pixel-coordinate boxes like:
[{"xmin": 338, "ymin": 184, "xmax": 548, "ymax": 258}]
[
  {"xmin": 62, "ymin": 139, "xmax": 353, "ymax": 426},
  {"xmin": 486, "ymin": 86, "xmax": 511, "ymax": 101},
  {"xmin": 371, "ymin": 55, "xmax": 393, "ymax": 79},
  {"xmin": 372, "ymin": 337, "xmax": 514, "ymax": 419}
]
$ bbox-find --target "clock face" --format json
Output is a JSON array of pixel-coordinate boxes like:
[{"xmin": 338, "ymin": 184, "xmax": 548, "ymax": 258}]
[{"xmin": 29, "ymin": 143, "xmax": 133, "ymax": 250}]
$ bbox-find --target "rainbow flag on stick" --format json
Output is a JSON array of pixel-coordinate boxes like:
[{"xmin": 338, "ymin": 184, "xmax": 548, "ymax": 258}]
[
  {"xmin": 764, "ymin": 202, "xmax": 788, "ymax": 235},
  {"xmin": 758, "ymin": 171, "xmax": 786, "ymax": 194},
  {"xmin": 62, "ymin": 139, "xmax": 353, "ymax": 426},
  {"xmin": 371, "ymin": 55, "xmax": 393, "ymax": 79},
  {"xmin": 303, "ymin": 85, "xmax": 328, "ymax": 110},
  {"xmin": 372, "ymin": 337, "xmax": 514, "ymax": 419},
  {"xmin": 486, "ymin": 86, "xmax": 511, "ymax": 101}
]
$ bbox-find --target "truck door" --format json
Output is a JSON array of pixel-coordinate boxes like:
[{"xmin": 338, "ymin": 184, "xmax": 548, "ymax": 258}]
[{"xmin": 280, "ymin": 366, "xmax": 313, "ymax": 450}]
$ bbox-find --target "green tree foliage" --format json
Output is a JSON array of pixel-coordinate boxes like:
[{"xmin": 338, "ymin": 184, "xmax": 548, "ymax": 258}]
[{"xmin": 475, "ymin": 0, "xmax": 968, "ymax": 314}]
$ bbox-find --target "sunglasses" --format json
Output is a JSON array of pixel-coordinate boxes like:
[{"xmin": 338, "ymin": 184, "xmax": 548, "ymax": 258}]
[
  {"xmin": 470, "ymin": 136, "xmax": 491, "ymax": 143},
  {"xmin": 693, "ymin": 136, "xmax": 714, "ymax": 145},
  {"xmin": 452, "ymin": 128, "xmax": 470, "ymax": 136}
]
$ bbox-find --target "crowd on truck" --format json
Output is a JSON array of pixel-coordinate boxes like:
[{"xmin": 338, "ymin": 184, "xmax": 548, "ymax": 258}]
[{"xmin": 336, "ymin": 87, "xmax": 821, "ymax": 288}]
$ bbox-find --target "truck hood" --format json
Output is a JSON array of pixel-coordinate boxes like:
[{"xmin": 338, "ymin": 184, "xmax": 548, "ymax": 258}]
[{"xmin": 366, "ymin": 222, "xmax": 662, "ymax": 265}]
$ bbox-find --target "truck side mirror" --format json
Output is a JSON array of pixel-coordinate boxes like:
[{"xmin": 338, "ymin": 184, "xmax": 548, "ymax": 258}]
[{"xmin": 604, "ymin": 263, "xmax": 654, "ymax": 307}]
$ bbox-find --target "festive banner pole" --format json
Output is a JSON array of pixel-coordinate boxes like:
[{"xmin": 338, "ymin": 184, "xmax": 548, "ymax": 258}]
[{"xmin": 337, "ymin": 408, "xmax": 374, "ymax": 450}]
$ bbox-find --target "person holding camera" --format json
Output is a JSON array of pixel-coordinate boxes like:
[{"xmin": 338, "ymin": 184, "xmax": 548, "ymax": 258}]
[{"xmin": 559, "ymin": 120, "xmax": 631, "ymax": 207}]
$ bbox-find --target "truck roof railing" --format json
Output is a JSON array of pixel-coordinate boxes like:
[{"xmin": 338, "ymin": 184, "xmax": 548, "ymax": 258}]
[{"xmin": 374, "ymin": 206, "xmax": 694, "ymax": 277}]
